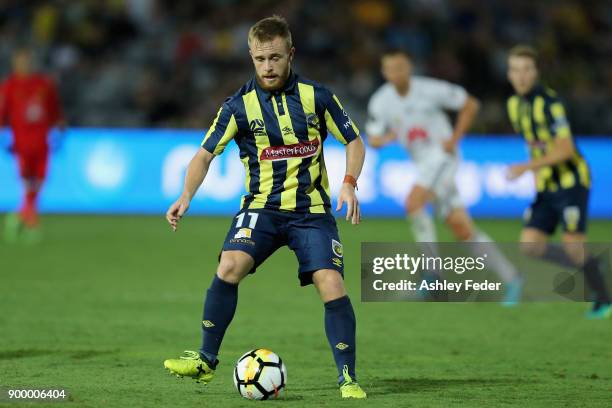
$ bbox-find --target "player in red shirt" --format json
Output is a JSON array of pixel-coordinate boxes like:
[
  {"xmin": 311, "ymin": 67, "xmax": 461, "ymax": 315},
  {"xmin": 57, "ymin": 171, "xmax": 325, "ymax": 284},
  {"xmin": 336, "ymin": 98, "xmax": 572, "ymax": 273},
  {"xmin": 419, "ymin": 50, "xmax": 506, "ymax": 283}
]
[{"xmin": 1, "ymin": 47, "xmax": 64, "ymax": 241}]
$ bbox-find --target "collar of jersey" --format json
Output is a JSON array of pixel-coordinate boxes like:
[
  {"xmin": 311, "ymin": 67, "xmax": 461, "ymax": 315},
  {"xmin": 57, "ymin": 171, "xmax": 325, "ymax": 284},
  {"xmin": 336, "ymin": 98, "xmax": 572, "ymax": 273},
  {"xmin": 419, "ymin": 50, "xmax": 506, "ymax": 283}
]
[
  {"xmin": 522, "ymin": 83, "xmax": 544, "ymax": 101},
  {"xmin": 254, "ymin": 70, "xmax": 297, "ymax": 100}
]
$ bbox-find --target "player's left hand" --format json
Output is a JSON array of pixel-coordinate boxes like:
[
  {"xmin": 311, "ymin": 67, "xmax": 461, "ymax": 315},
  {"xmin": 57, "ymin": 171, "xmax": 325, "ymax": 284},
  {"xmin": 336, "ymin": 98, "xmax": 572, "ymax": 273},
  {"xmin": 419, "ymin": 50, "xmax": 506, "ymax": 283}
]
[
  {"xmin": 507, "ymin": 163, "xmax": 530, "ymax": 180},
  {"xmin": 442, "ymin": 139, "xmax": 457, "ymax": 154},
  {"xmin": 336, "ymin": 183, "xmax": 360, "ymax": 225}
]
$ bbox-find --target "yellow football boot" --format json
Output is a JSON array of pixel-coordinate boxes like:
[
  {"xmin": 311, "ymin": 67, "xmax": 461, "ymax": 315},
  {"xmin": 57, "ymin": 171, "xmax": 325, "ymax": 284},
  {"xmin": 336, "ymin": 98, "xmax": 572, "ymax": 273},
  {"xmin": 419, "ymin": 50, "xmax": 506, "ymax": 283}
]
[{"xmin": 163, "ymin": 350, "xmax": 216, "ymax": 384}]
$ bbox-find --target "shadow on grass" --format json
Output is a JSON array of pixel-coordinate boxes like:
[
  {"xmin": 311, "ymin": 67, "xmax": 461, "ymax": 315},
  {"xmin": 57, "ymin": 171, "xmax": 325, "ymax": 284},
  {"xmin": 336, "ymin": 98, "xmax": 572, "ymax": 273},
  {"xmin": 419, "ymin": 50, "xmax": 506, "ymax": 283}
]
[
  {"xmin": 0, "ymin": 349, "xmax": 119, "ymax": 360},
  {"xmin": 371, "ymin": 377, "xmax": 529, "ymax": 396}
]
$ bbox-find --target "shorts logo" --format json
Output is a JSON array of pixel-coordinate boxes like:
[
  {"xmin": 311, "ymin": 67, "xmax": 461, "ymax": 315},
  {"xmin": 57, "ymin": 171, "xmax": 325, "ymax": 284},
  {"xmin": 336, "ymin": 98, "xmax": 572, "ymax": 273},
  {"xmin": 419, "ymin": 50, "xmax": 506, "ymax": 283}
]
[
  {"xmin": 335, "ymin": 342, "xmax": 349, "ymax": 350},
  {"xmin": 563, "ymin": 206, "xmax": 580, "ymax": 232},
  {"xmin": 260, "ymin": 139, "xmax": 320, "ymax": 161},
  {"xmin": 306, "ymin": 113, "xmax": 320, "ymax": 130},
  {"xmin": 234, "ymin": 228, "xmax": 252, "ymax": 239},
  {"xmin": 332, "ymin": 239, "xmax": 343, "ymax": 258},
  {"xmin": 202, "ymin": 320, "xmax": 215, "ymax": 328},
  {"xmin": 332, "ymin": 257, "xmax": 343, "ymax": 268},
  {"xmin": 249, "ymin": 119, "xmax": 266, "ymax": 136}
]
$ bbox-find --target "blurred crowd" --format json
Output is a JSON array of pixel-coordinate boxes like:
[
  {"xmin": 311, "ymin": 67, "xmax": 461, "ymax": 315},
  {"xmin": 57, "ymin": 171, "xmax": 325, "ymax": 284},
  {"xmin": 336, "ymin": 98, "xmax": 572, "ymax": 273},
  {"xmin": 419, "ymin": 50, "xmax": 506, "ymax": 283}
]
[{"xmin": 0, "ymin": 0, "xmax": 610, "ymax": 134}]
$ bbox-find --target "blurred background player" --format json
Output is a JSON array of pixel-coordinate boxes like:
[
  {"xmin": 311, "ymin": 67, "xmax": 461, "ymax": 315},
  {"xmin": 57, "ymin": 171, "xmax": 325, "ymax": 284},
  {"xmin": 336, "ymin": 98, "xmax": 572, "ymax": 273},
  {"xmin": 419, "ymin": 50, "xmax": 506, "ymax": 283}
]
[
  {"xmin": 366, "ymin": 49, "xmax": 522, "ymax": 303},
  {"xmin": 506, "ymin": 45, "xmax": 611, "ymax": 319},
  {"xmin": 1, "ymin": 47, "xmax": 64, "ymax": 243}
]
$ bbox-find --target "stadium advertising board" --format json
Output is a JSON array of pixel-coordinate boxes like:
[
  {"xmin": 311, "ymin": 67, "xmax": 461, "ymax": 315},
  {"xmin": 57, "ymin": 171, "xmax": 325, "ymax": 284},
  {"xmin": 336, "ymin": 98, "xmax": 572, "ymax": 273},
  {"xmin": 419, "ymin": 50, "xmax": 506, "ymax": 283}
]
[{"xmin": 0, "ymin": 128, "xmax": 610, "ymax": 218}]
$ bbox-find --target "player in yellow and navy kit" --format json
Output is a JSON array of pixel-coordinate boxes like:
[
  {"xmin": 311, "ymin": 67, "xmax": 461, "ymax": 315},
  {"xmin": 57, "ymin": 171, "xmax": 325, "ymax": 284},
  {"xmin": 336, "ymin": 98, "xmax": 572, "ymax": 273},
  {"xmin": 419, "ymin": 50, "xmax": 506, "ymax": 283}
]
[
  {"xmin": 506, "ymin": 45, "xmax": 610, "ymax": 319},
  {"xmin": 162, "ymin": 16, "xmax": 367, "ymax": 398}
]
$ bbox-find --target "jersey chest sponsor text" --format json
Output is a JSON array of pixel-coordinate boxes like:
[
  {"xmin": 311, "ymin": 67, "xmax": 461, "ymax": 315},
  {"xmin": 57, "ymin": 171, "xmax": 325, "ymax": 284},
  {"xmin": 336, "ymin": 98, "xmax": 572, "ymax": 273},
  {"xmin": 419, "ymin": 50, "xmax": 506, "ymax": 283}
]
[{"xmin": 259, "ymin": 139, "xmax": 320, "ymax": 161}]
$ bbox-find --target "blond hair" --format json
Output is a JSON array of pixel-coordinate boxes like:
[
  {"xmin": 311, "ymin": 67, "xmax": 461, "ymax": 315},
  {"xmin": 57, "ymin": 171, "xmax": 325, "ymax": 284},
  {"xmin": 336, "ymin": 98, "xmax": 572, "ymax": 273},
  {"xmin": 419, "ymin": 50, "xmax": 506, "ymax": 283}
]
[
  {"xmin": 508, "ymin": 45, "xmax": 538, "ymax": 64},
  {"xmin": 248, "ymin": 15, "xmax": 292, "ymax": 49}
]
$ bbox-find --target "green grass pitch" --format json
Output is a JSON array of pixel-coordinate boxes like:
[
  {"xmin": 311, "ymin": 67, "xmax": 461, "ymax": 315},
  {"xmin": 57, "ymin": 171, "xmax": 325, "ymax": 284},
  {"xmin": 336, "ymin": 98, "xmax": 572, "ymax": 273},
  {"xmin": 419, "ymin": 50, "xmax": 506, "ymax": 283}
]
[{"xmin": 1, "ymin": 215, "xmax": 611, "ymax": 407}]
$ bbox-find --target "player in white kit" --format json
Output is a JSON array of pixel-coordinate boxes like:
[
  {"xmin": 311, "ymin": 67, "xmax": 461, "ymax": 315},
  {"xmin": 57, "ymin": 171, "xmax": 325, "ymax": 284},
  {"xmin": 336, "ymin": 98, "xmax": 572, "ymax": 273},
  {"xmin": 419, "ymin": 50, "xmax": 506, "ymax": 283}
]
[{"xmin": 366, "ymin": 49, "xmax": 521, "ymax": 303}]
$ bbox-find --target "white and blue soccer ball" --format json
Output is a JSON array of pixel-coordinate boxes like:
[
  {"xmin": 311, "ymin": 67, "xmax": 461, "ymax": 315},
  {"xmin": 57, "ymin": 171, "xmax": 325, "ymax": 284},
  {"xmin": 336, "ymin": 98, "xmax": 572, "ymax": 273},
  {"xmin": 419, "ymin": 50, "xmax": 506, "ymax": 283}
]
[{"xmin": 233, "ymin": 348, "xmax": 287, "ymax": 400}]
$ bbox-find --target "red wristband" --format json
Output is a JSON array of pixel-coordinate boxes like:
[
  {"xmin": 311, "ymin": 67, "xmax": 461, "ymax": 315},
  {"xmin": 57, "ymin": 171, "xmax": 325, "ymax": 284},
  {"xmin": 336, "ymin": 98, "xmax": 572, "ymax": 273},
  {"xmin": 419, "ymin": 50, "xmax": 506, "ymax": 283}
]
[{"xmin": 343, "ymin": 174, "xmax": 358, "ymax": 189}]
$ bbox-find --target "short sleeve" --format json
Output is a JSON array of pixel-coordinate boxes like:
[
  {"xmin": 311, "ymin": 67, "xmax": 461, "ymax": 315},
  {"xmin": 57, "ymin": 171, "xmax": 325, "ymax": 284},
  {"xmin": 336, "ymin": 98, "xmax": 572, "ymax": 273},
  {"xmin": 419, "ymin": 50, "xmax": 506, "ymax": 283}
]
[
  {"xmin": 365, "ymin": 95, "xmax": 387, "ymax": 137},
  {"xmin": 201, "ymin": 102, "xmax": 238, "ymax": 155},
  {"xmin": 546, "ymin": 99, "xmax": 572, "ymax": 139},
  {"xmin": 319, "ymin": 88, "xmax": 360, "ymax": 145},
  {"xmin": 424, "ymin": 78, "xmax": 468, "ymax": 111}
]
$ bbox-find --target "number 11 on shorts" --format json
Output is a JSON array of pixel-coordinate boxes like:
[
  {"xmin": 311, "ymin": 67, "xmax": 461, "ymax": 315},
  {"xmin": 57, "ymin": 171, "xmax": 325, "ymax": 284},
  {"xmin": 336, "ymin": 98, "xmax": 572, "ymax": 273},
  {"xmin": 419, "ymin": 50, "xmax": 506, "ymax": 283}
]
[{"xmin": 235, "ymin": 212, "xmax": 259, "ymax": 229}]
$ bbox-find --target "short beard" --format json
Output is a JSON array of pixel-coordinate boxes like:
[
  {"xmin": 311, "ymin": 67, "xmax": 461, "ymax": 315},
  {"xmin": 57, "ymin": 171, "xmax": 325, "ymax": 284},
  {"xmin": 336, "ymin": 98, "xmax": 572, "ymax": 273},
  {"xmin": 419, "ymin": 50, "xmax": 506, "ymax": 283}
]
[{"xmin": 256, "ymin": 64, "xmax": 291, "ymax": 92}]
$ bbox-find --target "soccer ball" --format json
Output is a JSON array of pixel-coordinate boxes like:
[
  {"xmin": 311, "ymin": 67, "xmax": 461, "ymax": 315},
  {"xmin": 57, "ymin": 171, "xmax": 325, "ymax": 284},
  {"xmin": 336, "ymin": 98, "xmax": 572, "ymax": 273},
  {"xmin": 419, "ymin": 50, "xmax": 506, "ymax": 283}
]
[{"xmin": 233, "ymin": 348, "xmax": 287, "ymax": 400}]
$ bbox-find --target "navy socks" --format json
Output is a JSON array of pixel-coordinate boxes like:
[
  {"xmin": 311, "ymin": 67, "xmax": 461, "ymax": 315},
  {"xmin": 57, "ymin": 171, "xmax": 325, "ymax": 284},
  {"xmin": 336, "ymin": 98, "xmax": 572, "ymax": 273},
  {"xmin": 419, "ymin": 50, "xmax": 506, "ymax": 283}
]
[
  {"xmin": 199, "ymin": 275, "xmax": 238, "ymax": 363},
  {"xmin": 324, "ymin": 296, "xmax": 357, "ymax": 384}
]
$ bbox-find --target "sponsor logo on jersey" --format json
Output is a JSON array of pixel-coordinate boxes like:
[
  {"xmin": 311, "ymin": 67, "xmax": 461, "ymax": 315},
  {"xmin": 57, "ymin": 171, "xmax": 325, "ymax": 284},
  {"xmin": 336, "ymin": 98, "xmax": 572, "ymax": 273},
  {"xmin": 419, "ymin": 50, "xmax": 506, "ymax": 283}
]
[
  {"xmin": 260, "ymin": 139, "xmax": 320, "ymax": 161},
  {"xmin": 332, "ymin": 239, "xmax": 343, "ymax": 257},
  {"xmin": 332, "ymin": 257, "xmax": 343, "ymax": 268},
  {"xmin": 407, "ymin": 127, "xmax": 428, "ymax": 143}
]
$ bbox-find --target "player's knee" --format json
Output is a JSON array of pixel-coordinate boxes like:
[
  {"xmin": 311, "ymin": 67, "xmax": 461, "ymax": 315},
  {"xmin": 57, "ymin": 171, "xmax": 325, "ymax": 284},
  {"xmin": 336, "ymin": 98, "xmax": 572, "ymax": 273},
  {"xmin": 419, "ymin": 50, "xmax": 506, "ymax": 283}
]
[
  {"xmin": 562, "ymin": 238, "xmax": 586, "ymax": 265},
  {"xmin": 519, "ymin": 241, "xmax": 546, "ymax": 258},
  {"xmin": 520, "ymin": 230, "xmax": 548, "ymax": 257},
  {"xmin": 312, "ymin": 269, "xmax": 346, "ymax": 302},
  {"xmin": 217, "ymin": 255, "xmax": 250, "ymax": 284},
  {"xmin": 446, "ymin": 212, "xmax": 472, "ymax": 241},
  {"xmin": 405, "ymin": 195, "xmax": 426, "ymax": 215}
]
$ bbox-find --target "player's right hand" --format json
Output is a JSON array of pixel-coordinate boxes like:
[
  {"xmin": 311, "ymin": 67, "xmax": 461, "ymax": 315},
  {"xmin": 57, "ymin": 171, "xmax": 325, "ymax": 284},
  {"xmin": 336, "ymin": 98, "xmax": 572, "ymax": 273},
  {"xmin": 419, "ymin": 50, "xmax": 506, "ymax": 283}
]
[{"xmin": 166, "ymin": 196, "xmax": 190, "ymax": 232}]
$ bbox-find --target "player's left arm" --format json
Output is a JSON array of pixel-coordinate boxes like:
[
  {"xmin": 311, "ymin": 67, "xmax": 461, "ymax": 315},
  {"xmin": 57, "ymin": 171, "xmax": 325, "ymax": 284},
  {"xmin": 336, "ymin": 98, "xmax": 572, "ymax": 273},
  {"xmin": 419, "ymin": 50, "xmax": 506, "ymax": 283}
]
[
  {"xmin": 444, "ymin": 94, "xmax": 480, "ymax": 154},
  {"xmin": 508, "ymin": 100, "xmax": 575, "ymax": 180},
  {"xmin": 321, "ymin": 89, "xmax": 365, "ymax": 224},
  {"xmin": 426, "ymin": 78, "xmax": 480, "ymax": 154},
  {"xmin": 337, "ymin": 137, "xmax": 365, "ymax": 224}
]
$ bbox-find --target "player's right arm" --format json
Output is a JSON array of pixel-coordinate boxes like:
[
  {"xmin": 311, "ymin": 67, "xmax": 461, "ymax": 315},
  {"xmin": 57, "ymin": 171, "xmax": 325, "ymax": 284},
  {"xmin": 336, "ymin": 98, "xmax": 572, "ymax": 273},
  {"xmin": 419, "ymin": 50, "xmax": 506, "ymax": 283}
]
[
  {"xmin": 166, "ymin": 101, "xmax": 238, "ymax": 231},
  {"xmin": 166, "ymin": 148, "xmax": 215, "ymax": 231},
  {"xmin": 365, "ymin": 93, "xmax": 396, "ymax": 148}
]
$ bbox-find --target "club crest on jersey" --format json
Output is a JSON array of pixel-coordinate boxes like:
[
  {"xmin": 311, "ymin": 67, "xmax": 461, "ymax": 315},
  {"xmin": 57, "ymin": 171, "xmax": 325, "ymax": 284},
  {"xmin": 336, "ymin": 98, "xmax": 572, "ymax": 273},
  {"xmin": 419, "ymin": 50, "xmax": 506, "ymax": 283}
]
[
  {"xmin": 306, "ymin": 113, "xmax": 320, "ymax": 130},
  {"xmin": 260, "ymin": 139, "xmax": 320, "ymax": 161},
  {"xmin": 249, "ymin": 119, "xmax": 266, "ymax": 136},
  {"xmin": 234, "ymin": 228, "xmax": 252, "ymax": 239},
  {"xmin": 332, "ymin": 239, "xmax": 343, "ymax": 258}
]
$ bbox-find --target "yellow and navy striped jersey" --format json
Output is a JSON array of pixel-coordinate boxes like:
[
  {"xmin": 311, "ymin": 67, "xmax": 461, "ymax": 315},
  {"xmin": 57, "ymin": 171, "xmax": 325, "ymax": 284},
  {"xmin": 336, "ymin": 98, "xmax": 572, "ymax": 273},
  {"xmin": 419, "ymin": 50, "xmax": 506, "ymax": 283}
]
[
  {"xmin": 201, "ymin": 71, "xmax": 360, "ymax": 213},
  {"xmin": 506, "ymin": 85, "xmax": 590, "ymax": 192}
]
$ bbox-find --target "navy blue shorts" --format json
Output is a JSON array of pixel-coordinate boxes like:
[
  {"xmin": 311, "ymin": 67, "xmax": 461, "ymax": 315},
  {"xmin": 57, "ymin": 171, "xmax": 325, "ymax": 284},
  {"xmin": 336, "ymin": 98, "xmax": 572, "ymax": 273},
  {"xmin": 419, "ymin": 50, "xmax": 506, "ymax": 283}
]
[
  {"xmin": 524, "ymin": 185, "xmax": 589, "ymax": 235},
  {"xmin": 220, "ymin": 209, "xmax": 344, "ymax": 286}
]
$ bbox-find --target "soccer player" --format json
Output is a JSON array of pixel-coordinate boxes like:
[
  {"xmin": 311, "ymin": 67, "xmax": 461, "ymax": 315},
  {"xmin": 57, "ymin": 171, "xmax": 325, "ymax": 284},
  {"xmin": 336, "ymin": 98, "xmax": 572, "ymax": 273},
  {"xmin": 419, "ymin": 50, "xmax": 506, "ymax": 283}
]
[
  {"xmin": 163, "ymin": 16, "xmax": 367, "ymax": 398},
  {"xmin": 366, "ymin": 49, "xmax": 521, "ymax": 302},
  {"xmin": 505, "ymin": 45, "xmax": 611, "ymax": 319},
  {"xmin": 1, "ymin": 47, "xmax": 64, "ymax": 242}
]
